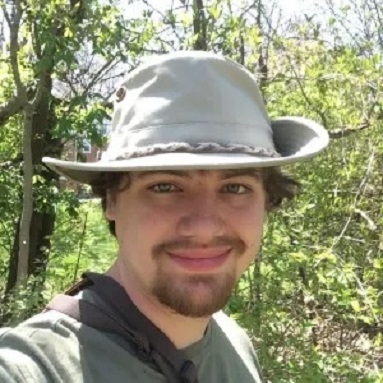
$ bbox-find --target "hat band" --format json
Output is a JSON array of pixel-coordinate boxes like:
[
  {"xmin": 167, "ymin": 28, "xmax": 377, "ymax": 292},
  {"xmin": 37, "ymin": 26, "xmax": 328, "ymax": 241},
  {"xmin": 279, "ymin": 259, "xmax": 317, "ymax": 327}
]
[{"xmin": 103, "ymin": 142, "xmax": 280, "ymax": 161}]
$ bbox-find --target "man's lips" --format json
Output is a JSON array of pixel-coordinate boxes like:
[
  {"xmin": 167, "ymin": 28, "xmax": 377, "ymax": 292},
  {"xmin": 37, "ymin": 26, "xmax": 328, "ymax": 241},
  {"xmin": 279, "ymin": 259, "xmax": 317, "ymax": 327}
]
[
  {"xmin": 167, "ymin": 247, "xmax": 231, "ymax": 272},
  {"xmin": 168, "ymin": 247, "xmax": 232, "ymax": 259}
]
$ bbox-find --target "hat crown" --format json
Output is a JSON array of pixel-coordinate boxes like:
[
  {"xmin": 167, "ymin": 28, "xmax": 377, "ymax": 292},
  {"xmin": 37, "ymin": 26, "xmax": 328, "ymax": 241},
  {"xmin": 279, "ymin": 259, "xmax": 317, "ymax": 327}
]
[
  {"xmin": 103, "ymin": 51, "xmax": 277, "ymax": 161},
  {"xmin": 42, "ymin": 50, "xmax": 329, "ymax": 184}
]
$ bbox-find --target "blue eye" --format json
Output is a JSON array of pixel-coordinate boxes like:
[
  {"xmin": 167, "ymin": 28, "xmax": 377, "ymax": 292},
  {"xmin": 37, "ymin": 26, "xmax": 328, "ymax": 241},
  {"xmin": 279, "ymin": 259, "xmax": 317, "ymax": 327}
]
[
  {"xmin": 150, "ymin": 183, "xmax": 179, "ymax": 193},
  {"xmin": 223, "ymin": 184, "xmax": 249, "ymax": 194}
]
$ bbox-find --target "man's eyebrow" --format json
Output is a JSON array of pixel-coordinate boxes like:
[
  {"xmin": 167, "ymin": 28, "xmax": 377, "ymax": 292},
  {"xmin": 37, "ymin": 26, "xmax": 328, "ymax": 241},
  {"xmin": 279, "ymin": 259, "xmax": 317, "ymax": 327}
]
[
  {"xmin": 219, "ymin": 169, "xmax": 261, "ymax": 180},
  {"xmin": 132, "ymin": 170, "xmax": 192, "ymax": 181},
  {"xmin": 131, "ymin": 169, "xmax": 261, "ymax": 181}
]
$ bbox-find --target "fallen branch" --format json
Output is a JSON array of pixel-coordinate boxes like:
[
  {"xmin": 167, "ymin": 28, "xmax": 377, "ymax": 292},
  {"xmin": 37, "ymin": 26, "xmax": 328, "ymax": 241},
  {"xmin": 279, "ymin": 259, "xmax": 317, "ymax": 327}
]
[
  {"xmin": 0, "ymin": 153, "xmax": 23, "ymax": 169},
  {"xmin": 354, "ymin": 208, "xmax": 377, "ymax": 231},
  {"xmin": 0, "ymin": 96, "xmax": 23, "ymax": 126},
  {"xmin": 329, "ymin": 122, "xmax": 370, "ymax": 139}
]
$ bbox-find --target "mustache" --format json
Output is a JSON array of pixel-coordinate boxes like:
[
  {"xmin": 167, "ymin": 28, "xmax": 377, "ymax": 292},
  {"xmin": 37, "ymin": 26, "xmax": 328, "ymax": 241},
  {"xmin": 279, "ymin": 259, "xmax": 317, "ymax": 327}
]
[{"xmin": 152, "ymin": 236, "xmax": 247, "ymax": 258}]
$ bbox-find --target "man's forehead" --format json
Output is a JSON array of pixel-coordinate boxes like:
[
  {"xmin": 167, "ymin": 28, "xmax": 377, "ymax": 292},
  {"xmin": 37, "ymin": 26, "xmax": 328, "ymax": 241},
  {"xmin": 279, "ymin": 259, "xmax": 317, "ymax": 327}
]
[{"xmin": 131, "ymin": 168, "xmax": 261, "ymax": 180}]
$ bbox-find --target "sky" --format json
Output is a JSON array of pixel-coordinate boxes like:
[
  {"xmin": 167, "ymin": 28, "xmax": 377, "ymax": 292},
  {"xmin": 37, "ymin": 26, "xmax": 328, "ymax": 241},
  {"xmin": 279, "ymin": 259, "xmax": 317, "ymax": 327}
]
[{"xmin": 124, "ymin": 0, "xmax": 323, "ymax": 19}]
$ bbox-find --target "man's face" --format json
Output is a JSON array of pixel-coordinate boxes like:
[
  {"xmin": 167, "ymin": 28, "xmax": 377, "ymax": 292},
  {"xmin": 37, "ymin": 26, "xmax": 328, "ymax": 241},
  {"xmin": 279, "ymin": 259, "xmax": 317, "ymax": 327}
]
[{"xmin": 106, "ymin": 169, "xmax": 266, "ymax": 318}]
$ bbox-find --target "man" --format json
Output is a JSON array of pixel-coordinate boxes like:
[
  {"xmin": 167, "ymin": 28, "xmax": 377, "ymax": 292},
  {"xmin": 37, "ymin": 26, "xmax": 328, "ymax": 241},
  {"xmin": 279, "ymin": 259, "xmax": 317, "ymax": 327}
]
[{"xmin": 0, "ymin": 51, "xmax": 329, "ymax": 382}]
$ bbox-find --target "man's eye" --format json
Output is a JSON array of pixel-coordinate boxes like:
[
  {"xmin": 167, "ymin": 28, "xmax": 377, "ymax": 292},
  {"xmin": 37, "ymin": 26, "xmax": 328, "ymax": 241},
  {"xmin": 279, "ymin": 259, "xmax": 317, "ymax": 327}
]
[
  {"xmin": 223, "ymin": 184, "xmax": 249, "ymax": 194},
  {"xmin": 149, "ymin": 183, "xmax": 179, "ymax": 193}
]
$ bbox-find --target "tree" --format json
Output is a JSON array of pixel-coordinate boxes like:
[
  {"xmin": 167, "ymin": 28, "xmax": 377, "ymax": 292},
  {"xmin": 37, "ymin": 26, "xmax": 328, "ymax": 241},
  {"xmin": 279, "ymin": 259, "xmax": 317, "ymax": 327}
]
[
  {"xmin": 0, "ymin": 0, "xmax": 153, "ymax": 321},
  {"xmin": 1, "ymin": 0, "xmax": 383, "ymax": 380}
]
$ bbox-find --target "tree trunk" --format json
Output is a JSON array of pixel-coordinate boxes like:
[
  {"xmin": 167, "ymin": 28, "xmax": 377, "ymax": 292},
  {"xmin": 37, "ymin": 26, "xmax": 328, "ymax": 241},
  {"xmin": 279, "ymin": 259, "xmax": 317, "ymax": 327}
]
[
  {"xmin": 17, "ymin": 106, "xmax": 34, "ymax": 283},
  {"xmin": 1, "ymin": 218, "xmax": 20, "ymax": 325},
  {"xmin": 2, "ymin": 76, "xmax": 61, "ymax": 316},
  {"xmin": 193, "ymin": 0, "xmax": 207, "ymax": 50},
  {"xmin": 27, "ymin": 75, "xmax": 56, "ymax": 278}
]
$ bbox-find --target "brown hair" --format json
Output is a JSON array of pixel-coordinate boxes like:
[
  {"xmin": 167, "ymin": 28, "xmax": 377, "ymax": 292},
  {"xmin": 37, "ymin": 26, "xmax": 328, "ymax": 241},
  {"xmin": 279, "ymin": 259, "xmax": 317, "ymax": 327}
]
[{"xmin": 91, "ymin": 168, "xmax": 300, "ymax": 237}]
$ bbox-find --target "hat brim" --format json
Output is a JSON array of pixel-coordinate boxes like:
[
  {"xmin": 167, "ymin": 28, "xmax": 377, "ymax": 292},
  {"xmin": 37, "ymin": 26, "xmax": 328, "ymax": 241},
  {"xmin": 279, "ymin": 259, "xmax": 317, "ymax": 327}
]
[{"xmin": 43, "ymin": 117, "xmax": 329, "ymax": 185}]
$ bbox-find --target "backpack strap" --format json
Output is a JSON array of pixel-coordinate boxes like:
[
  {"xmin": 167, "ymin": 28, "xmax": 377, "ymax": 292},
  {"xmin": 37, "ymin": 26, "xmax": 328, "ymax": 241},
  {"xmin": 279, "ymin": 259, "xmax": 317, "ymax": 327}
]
[
  {"xmin": 45, "ymin": 273, "xmax": 198, "ymax": 383},
  {"xmin": 85, "ymin": 273, "xmax": 198, "ymax": 383},
  {"xmin": 46, "ymin": 295, "xmax": 146, "ymax": 353}
]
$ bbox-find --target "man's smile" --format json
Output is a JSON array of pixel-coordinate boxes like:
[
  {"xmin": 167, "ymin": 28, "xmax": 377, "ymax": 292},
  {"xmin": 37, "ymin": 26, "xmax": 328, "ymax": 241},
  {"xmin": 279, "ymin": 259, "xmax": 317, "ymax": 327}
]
[{"xmin": 167, "ymin": 247, "xmax": 232, "ymax": 272}]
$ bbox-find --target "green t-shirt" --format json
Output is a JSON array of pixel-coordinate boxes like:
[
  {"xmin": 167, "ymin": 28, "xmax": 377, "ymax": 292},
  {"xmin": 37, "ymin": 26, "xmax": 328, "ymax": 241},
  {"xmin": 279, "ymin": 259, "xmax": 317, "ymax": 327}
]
[{"xmin": 0, "ymin": 291, "xmax": 264, "ymax": 382}]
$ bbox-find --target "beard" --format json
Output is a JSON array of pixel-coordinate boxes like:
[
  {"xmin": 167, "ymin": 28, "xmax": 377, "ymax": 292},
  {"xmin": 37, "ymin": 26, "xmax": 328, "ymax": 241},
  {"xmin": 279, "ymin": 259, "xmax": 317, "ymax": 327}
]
[
  {"xmin": 150, "ymin": 236, "xmax": 246, "ymax": 317},
  {"xmin": 152, "ymin": 270, "xmax": 236, "ymax": 317}
]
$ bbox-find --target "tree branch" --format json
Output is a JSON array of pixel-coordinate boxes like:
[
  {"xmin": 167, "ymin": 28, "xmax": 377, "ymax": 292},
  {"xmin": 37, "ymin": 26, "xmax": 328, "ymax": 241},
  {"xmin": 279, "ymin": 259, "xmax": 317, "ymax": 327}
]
[
  {"xmin": 288, "ymin": 58, "xmax": 329, "ymax": 128},
  {"xmin": 83, "ymin": 59, "xmax": 117, "ymax": 96},
  {"xmin": 369, "ymin": 0, "xmax": 383, "ymax": 49},
  {"xmin": 328, "ymin": 122, "xmax": 371, "ymax": 139},
  {"xmin": 5, "ymin": 0, "xmax": 26, "ymax": 101}
]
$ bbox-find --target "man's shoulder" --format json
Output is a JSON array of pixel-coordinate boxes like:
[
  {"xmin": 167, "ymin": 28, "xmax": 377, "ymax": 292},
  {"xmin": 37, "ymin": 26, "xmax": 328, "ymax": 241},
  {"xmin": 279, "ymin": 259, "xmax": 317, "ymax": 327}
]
[
  {"xmin": 211, "ymin": 311, "xmax": 264, "ymax": 382},
  {"xmin": 0, "ymin": 309, "xmax": 80, "ymax": 343},
  {"xmin": 212, "ymin": 310, "xmax": 253, "ymax": 344},
  {"xmin": 0, "ymin": 310, "xmax": 84, "ymax": 383},
  {"xmin": 0, "ymin": 310, "xmax": 84, "ymax": 363}
]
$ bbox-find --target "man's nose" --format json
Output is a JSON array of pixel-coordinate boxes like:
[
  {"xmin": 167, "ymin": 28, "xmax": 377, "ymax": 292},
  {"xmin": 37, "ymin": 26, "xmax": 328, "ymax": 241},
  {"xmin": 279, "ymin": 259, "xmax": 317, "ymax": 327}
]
[{"xmin": 176, "ymin": 193, "xmax": 226, "ymax": 241}]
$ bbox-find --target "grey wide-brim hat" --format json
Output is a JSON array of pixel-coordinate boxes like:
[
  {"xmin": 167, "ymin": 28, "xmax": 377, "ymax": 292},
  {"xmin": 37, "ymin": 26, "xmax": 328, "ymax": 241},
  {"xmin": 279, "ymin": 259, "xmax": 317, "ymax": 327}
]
[{"xmin": 43, "ymin": 51, "xmax": 329, "ymax": 184}]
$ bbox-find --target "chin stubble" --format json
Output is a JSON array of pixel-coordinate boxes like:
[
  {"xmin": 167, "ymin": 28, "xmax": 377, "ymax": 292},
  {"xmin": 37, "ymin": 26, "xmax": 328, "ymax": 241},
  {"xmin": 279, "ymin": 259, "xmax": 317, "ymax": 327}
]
[
  {"xmin": 153, "ymin": 271, "xmax": 236, "ymax": 317},
  {"xmin": 150, "ymin": 235, "xmax": 246, "ymax": 317}
]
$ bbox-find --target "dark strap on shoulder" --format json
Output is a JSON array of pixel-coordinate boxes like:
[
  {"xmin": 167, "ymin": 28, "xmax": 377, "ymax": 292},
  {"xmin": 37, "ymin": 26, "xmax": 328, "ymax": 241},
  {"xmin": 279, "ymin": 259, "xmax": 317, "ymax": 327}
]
[
  {"xmin": 45, "ymin": 273, "xmax": 198, "ymax": 383},
  {"xmin": 46, "ymin": 295, "xmax": 146, "ymax": 351},
  {"xmin": 85, "ymin": 272, "xmax": 198, "ymax": 382}
]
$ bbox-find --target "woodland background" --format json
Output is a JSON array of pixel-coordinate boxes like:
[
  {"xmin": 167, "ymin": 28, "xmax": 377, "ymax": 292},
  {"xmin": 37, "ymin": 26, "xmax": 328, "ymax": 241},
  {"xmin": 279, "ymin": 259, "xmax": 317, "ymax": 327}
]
[{"xmin": 1, "ymin": 0, "xmax": 383, "ymax": 381}]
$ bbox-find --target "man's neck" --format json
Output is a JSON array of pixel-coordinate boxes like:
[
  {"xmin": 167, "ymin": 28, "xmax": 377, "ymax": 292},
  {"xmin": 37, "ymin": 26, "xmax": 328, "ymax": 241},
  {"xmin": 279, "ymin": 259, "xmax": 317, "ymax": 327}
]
[{"xmin": 106, "ymin": 262, "xmax": 211, "ymax": 349}]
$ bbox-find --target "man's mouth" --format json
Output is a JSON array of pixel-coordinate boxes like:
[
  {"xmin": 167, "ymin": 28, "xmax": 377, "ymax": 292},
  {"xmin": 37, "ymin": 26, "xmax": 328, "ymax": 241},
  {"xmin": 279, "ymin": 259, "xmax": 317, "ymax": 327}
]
[{"xmin": 167, "ymin": 247, "xmax": 231, "ymax": 272}]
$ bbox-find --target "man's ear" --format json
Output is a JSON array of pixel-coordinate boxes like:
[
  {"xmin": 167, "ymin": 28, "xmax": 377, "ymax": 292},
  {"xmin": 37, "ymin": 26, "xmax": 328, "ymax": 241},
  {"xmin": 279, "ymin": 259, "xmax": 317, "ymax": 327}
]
[{"xmin": 104, "ymin": 191, "xmax": 116, "ymax": 221}]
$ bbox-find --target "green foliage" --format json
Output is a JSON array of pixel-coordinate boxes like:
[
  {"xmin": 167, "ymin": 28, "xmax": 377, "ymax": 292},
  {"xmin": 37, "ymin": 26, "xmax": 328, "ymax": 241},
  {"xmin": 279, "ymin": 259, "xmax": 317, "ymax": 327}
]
[
  {"xmin": 1, "ymin": 0, "xmax": 383, "ymax": 381},
  {"xmin": 47, "ymin": 199, "xmax": 116, "ymax": 291}
]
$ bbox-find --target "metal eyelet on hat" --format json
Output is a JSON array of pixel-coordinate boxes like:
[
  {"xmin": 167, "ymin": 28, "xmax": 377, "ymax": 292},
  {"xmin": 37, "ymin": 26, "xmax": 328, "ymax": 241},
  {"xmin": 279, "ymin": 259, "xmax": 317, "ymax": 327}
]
[{"xmin": 115, "ymin": 87, "xmax": 126, "ymax": 102}]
